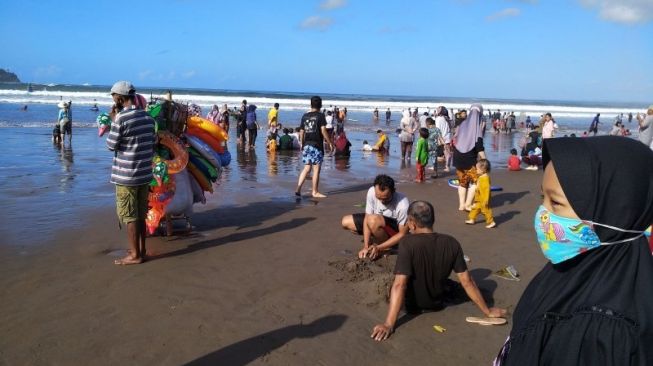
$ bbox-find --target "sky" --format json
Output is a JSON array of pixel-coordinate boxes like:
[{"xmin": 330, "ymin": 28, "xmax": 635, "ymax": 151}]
[{"xmin": 1, "ymin": 0, "xmax": 652, "ymax": 103}]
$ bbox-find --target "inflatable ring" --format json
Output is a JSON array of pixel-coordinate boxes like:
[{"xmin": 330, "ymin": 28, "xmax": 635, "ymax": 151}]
[
  {"xmin": 188, "ymin": 116, "xmax": 228, "ymax": 142},
  {"xmin": 447, "ymin": 178, "xmax": 503, "ymax": 192},
  {"xmin": 188, "ymin": 171, "xmax": 206, "ymax": 204},
  {"xmin": 187, "ymin": 161, "xmax": 213, "ymax": 193},
  {"xmin": 188, "ymin": 148, "xmax": 219, "ymax": 181},
  {"xmin": 158, "ymin": 131, "xmax": 189, "ymax": 174},
  {"xmin": 187, "ymin": 125, "xmax": 225, "ymax": 154},
  {"xmin": 218, "ymin": 151, "xmax": 231, "ymax": 167},
  {"xmin": 186, "ymin": 134, "xmax": 222, "ymax": 170}
]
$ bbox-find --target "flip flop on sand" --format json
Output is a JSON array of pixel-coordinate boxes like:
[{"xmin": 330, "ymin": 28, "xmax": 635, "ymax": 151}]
[{"xmin": 465, "ymin": 317, "xmax": 507, "ymax": 326}]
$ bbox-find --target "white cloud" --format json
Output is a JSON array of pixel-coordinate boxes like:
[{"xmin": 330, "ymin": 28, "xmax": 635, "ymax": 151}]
[
  {"xmin": 33, "ymin": 65, "xmax": 62, "ymax": 79},
  {"xmin": 579, "ymin": 0, "xmax": 653, "ymax": 24},
  {"xmin": 320, "ymin": 0, "xmax": 347, "ymax": 10},
  {"xmin": 182, "ymin": 70, "xmax": 196, "ymax": 78},
  {"xmin": 486, "ymin": 8, "xmax": 521, "ymax": 21},
  {"xmin": 300, "ymin": 16, "xmax": 333, "ymax": 31}
]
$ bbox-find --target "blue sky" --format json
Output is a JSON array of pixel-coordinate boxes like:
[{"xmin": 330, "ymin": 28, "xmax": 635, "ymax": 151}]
[{"xmin": 1, "ymin": 0, "xmax": 652, "ymax": 103}]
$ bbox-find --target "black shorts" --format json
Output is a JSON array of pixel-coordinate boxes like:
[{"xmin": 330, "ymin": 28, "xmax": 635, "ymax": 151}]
[
  {"xmin": 53, "ymin": 126, "xmax": 60, "ymax": 136},
  {"xmin": 62, "ymin": 122, "xmax": 71, "ymax": 134},
  {"xmin": 352, "ymin": 213, "xmax": 399, "ymax": 236}
]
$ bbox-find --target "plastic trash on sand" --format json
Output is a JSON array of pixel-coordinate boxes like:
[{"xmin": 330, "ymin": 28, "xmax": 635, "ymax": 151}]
[
  {"xmin": 494, "ymin": 265, "xmax": 520, "ymax": 281},
  {"xmin": 433, "ymin": 325, "xmax": 446, "ymax": 333}
]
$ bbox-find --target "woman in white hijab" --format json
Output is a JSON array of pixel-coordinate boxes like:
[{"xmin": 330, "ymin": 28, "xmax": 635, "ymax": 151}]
[
  {"xmin": 453, "ymin": 104, "xmax": 486, "ymax": 211},
  {"xmin": 399, "ymin": 110, "xmax": 418, "ymax": 160}
]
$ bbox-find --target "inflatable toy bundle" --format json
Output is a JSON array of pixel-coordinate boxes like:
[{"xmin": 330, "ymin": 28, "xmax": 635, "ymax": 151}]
[
  {"xmin": 184, "ymin": 115, "xmax": 231, "ymax": 197},
  {"xmin": 99, "ymin": 97, "xmax": 231, "ymax": 235},
  {"xmin": 145, "ymin": 102, "xmax": 231, "ymax": 235},
  {"xmin": 149, "ymin": 100, "xmax": 189, "ymax": 137}
]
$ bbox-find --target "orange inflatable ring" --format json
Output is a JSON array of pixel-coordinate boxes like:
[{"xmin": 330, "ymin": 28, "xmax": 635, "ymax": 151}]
[
  {"xmin": 188, "ymin": 116, "xmax": 229, "ymax": 142},
  {"xmin": 186, "ymin": 125, "xmax": 225, "ymax": 154},
  {"xmin": 158, "ymin": 131, "xmax": 189, "ymax": 174},
  {"xmin": 187, "ymin": 161, "xmax": 213, "ymax": 193}
]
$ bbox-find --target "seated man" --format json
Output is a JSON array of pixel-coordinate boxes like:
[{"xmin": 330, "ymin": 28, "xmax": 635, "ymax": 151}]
[
  {"xmin": 278, "ymin": 128, "xmax": 293, "ymax": 150},
  {"xmin": 341, "ymin": 174, "xmax": 409, "ymax": 259},
  {"xmin": 371, "ymin": 201, "xmax": 507, "ymax": 341}
]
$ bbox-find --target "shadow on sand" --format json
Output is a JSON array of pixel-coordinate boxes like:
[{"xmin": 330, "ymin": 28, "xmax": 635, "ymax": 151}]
[
  {"xmin": 184, "ymin": 314, "xmax": 348, "ymax": 366},
  {"xmin": 151, "ymin": 216, "xmax": 316, "ymax": 260},
  {"xmin": 491, "ymin": 191, "xmax": 529, "ymax": 207}
]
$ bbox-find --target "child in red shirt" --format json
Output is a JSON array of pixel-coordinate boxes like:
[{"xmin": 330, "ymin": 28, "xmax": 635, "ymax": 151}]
[{"xmin": 508, "ymin": 148, "xmax": 521, "ymax": 171}]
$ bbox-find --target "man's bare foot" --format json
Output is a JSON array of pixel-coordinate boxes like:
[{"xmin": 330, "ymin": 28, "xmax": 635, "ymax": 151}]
[
  {"xmin": 312, "ymin": 192, "xmax": 327, "ymax": 198},
  {"xmin": 114, "ymin": 255, "xmax": 143, "ymax": 265}
]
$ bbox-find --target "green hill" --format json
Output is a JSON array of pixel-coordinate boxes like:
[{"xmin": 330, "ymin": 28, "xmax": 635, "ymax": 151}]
[{"xmin": 0, "ymin": 69, "xmax": 21, "ymax": 83}]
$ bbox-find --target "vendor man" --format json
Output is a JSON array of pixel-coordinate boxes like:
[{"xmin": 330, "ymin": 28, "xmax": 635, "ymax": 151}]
[
  {"xmin": 341, "ymin": 174, "xmax": 409, "ymax": 259},
  {"xmin": 106, "ymin": 81, "xmax": 155, "ymax": 265}
]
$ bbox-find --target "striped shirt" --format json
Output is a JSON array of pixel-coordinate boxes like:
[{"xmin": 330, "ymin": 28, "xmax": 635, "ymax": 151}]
[{"xmin": 106, "ymin": 107, "xmax": 155, "ymax": 186}]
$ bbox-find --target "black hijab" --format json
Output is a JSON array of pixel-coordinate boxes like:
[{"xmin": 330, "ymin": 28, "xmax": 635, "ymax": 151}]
[{"xmin": 501, "ymin": 136, "xmax": 653, "ymax": 365}]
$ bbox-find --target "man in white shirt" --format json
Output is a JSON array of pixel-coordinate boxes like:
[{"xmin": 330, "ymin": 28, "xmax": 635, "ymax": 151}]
[{"xmin": 341, "ymin": 175, "xmax": 410, "ymax": 259}]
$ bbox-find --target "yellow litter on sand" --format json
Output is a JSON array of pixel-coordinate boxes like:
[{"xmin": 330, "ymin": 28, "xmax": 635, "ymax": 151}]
[{"xmin": 433, "ymin": 325, "xmax": 446, "ymax": 333}]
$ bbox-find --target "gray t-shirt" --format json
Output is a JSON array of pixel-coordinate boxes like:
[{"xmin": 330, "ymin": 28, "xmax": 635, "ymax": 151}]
[
  {"xmin": 365, "ymin": 187, "xmax": 409, "ymax": 225},
  {"xmin": 639, "ymin": 115, "xmax": 653, "ymax": 147}
]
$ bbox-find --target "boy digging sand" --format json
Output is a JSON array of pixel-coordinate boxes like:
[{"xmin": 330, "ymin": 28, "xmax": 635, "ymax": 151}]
[{"xmin": 465, "ymin": 159, "xmax": 496, "ymax": 228}]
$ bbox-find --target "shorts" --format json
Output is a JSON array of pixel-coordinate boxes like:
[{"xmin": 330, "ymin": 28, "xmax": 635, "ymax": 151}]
[
  {"xmin": 115, "ymin": 184, "xmax": 149, "ymax": 224},
  {"xmin": 60, "ymin": 121, "xmax": 71, "ymax": 134},
  {"xmin": 352, "ymin": 213, "xmax": 399, "ymax": 237},
  {"xmin": 53, "ymin": 125, "xmax": 61, "ymax": 136},
  {"xmin": 436, "ymin": 145, "xmax": 444, "ymax": 157},
  {"xmin": 456, "ymin": 167, "xmax": 478, "ymax": 188},
  {"xmin": 302, "ymin": 145, "xmax": 324, "ymax": 165}
]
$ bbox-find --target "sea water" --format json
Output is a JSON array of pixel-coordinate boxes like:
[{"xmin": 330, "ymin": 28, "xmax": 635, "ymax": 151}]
[{"xmin": 0, "ymin": 85, "xmax": 646, "ymax": 247}]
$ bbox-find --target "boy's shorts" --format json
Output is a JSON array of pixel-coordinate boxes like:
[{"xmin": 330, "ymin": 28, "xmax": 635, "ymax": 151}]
[
  {"xmin": 115, "ymin": 184, "xmax": 149, "ymax": 224},
  {"xmin": 352, "ymin": 213, "xmax": 399, "ymax": 237},
  {"xmin": 53, "ymin": 126, "xmax": 60, "ymax": 136},
  {"xmin": 302, "ymin": 145, "xmax": 324, "ymax": 165}
]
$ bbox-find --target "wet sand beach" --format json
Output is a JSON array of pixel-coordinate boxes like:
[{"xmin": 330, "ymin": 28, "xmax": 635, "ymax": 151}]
[{"xmin": 0, "ymin": 168, "xmax": 545, "ymax": 365}]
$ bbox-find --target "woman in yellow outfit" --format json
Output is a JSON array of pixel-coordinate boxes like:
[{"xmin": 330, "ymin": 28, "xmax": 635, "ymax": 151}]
[{"xmin": 465, "ymin": 159, "xmax": 496, "ymax": 228}]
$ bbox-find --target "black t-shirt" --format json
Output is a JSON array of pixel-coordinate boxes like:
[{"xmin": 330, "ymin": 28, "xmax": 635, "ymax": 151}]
[
  {"xmin": 453, "ymin": 137, "xmax": 485, "ymax": 171},
  {"xmin": 300, "ymin": 111, "xmax": 327, "ymax": 152},
  {"xmin": 394, "ymin": 233, "xmax": 467, "ymax": 311}
]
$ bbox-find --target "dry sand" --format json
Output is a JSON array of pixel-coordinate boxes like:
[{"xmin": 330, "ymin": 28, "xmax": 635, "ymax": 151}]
[{"xmin": 0, "ymin": 169, "xmax": 546, "ymax": 365}]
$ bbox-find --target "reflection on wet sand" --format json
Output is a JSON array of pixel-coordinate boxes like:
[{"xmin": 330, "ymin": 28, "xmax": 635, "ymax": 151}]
[
  {"xmin": 376, "ymin": 151, "xmax": 389, "ymax": 167},
  {"xmin": 237, "ymin": 147, "xmax": 258, "ymax": 181},
  {"xmin": 334, "ymin": 156, "xmax": 350, "ymax": 171},
  {"xmin": 276, "ymin": 150, "xmax": 300, "ymax": 175},
  {"xmin": 58, "ymin": 145, "xmax": 75, "ymax": 191},
  {"xmin": 267, "ymin": 150, "xmax": 277, "ymax": 176}
]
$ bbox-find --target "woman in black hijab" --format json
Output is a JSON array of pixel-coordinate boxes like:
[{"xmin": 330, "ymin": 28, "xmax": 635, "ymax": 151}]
[{"xmin": 495, "ymin": 136, "xmax": 653, "ymax": 365}]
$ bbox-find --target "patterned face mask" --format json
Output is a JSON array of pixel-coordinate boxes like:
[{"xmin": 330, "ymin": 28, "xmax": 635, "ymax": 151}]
[{"xmin": 534, "ymin": 205, "xmax": 645, "ymax": 264}]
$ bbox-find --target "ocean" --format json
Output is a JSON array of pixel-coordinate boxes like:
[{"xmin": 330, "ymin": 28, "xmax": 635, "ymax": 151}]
[{"xmin": 0, "ymin": 83, "xmax": 647, "ymax": 247}]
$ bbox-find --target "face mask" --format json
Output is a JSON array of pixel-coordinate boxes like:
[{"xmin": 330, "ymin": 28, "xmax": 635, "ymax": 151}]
[{"xmin": 534, "ymin": 205, "xmax": 645, "ymax": 264}]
